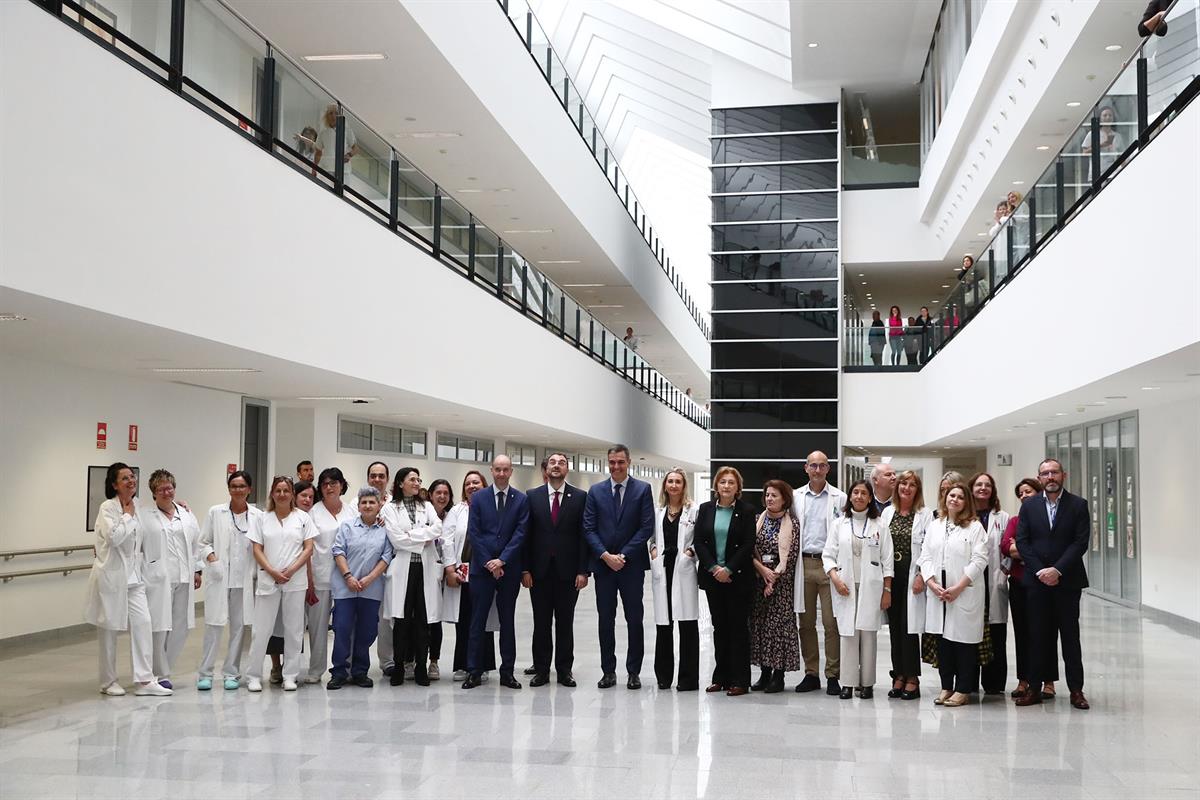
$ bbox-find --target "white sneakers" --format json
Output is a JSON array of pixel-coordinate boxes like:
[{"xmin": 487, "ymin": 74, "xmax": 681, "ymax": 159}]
[
  {"xmin": 133, "ymin": 682, "xmax": 173, "ymax": 697},
  {"xmin": 282, "ymin": 679, "xmax": 298, "ymax": 691},
  {"xmin": 303, "ymin": 675, "xmax": 321, "ymax": 685},
  {"xmin": 247, "ymin": 678, "xmax": 263, "ymax": 692},
  {"xmin": 100, "ymin": 682, "xmax": 126, "ymax": 696}
]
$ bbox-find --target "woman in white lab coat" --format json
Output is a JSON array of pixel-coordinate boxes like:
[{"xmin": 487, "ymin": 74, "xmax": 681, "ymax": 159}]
[
  {"xmin": 305, "ymin": 467, "xmax": 356, "ymax": 684},
  {"xmin": 879, "ymin": 470, "xmax": 934, "ymax": 700},
  {"xmin": 196, "ymin": 470, "xmax": 260, "ymax": 691},
  {"xmin": 85, "ymin": 463, "xmax": 171, "ymax": 696},
  {"xmin": 969, "ymin": 472, "xmax": 1010, "ymax": 695},
  {"xmin": 244, "ymin": 476, "xmax": 317, "ymax": 692},
  {"xmin": 649, "ymin": 469, "xmax": 700, "ymax": 691},
  {"xmin": 919, "ymin": 483, "xmax": 988, "ymax": 707},
  {"xmin": 443, "ymin": 470, "xmax": 497, "ymax": 681},
  {"xmin": 139, "ymin": 469, "xmax": 202, "ymax": 689},
  {"xmin": 382, "ymin": 467, "xmax": 443, "ymax": 687},
  {"xmin": 823, "ymin": 479, "xmax": 894, "ymax": 700}
]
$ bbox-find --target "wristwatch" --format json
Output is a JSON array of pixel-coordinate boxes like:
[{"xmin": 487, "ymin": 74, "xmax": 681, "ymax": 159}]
[{"xmin": 882, "ymin": 586, "xmax": 892, "ymax": 592}]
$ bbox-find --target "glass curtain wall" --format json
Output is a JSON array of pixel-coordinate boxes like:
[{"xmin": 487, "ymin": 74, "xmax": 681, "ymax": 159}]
[{"xmin": 920, "ymin": 0, "xmax": 988, "ymax": 163}]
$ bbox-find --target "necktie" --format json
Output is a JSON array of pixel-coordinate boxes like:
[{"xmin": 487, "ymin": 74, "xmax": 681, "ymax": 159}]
[
  {"xmin": 615, "ymin": 483, "xmax": 623, "ymax": 510},
  {"xmin": 497, "ymin": 489, "xmax": 506, "ymax": 514},
  {"xmin": 551, "ymin": 490, "xmax": 560, "ymax": 525}
]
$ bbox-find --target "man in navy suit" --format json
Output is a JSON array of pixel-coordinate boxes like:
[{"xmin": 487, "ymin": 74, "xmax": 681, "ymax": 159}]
[
  {"xmin": 1014, "ymin": 458, "xmax": 1091, "ymax": 710},
  {"xmin": 583, "ymin": 444, "xmax": 655, "ymax": 689},
  {"xmin": 462, "ymin": 455, "xmax": 529, "ymax": 690},
  {"xmin": 521, "ymin": 452, "xmax": 589, "ymax": 687}
]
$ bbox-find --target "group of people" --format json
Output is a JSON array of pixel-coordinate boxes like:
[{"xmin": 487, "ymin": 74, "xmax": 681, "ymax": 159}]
[
  {"xmin": 868, "ymin": 305, "xmax": 937, "ymax": 366},
  {"xmin": 85, "ymin": 448, "xmax": 1091, "ymax": 710}
]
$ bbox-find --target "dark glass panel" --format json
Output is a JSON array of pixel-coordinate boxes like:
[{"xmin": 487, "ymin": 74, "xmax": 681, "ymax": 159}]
[
  {"xmin": 710, "ymin": 401, "xmax": 837, "ymax": 428},
  {"xmin": 713, "ymin": 432, "xmax": 839, "ymax": 461},
  {"xmin": 712, "ymin": 310, "xmax": 838, "ymax": 340},
  {"xmin": 713, "ymin": 251, "xmax": 838, "ymax": 281},
  {"xmin": 712, "ymin": 221, "xmax": 837, "ymax": 252},
  {"xmin": 712, "ymin": 281, "xmax": 838, "ymax": 311},
  {"xmin": 711, "ymin": 340, "xmax": 837, "ymax": 370},
  {"xmin": 712, "ymin": 371, "xmax": 838, "ymax": 400}
]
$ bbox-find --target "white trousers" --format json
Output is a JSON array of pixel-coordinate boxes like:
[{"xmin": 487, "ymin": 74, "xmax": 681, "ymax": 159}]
[
  {"xmin": 305, "ymin": 589, "xmax": 333, "ymax": 680},
  {"xmin": 98, "ymin": 584, "xmax": 154, "ymax": 687},
  {"xmin": 152, "ymin": 582, "xmax": 191, "ymax": 678},
  {"xmin": 197, "ymin": 587, "xmax": 246, "ymax": 679},
  {"xmin": 246, "ymin": 590, "xmax": 305, "ymax": 681},
  {"xmin": 840, "ymin": 629, "xmax": 878, "ymax": 688},
  {"xmin": 377, "ymin": 603, "xmax": 394, "ymax": 669}
]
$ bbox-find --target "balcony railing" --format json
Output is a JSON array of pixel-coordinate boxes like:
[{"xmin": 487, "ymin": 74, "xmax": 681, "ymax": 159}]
[
  {"xmin": 846, "ymin": 0, "xmax": 1199, "ymax": 371},
  {"xmin": 494, "ymin": 0, "xmax": 710, "ymax": 341},
  {"xmin": 31, "ymin": 0, "xmax": 708, "ymax": 429}
]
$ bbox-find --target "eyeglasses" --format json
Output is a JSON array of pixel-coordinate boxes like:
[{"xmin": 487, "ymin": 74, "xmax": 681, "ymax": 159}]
[{"xmin": 806, "ymin": 463, "xmax": 829, "ymax": 470}]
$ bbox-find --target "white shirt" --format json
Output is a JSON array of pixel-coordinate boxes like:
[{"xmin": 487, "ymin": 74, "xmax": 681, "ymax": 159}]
[
  {"xmin": 228, "ymin": 508, "xmax": 250, "ymax": 589},
  {"xmin": 493, "ymin": 484, "xmax": 511, "ymax": 511},
  {"xmin": 158, "ymin": 505, "xmax": 191, "ymax": 584},
  {"xmin": 545, "ymin": 482, "xmax": 566, "ymax": 513},
  {"xmin": 315, "ymin": 121, "xmax": 356, "ymax": 172},
  {"xmin": 624, "ymin": 335, "xmax": 640, "ymax": 351},
  {"xmin": 248, "ymin": 509, "xmax": 318, "ymax": 595},
  {"xmin": 309, "ymin": 501, "xmax": 356, "ymax": 590}
]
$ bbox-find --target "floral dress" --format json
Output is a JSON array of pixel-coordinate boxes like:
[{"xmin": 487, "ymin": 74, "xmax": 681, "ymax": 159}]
[{"xmin": 750, "ymin": 513, "xmax": 801, "ymax": 671}]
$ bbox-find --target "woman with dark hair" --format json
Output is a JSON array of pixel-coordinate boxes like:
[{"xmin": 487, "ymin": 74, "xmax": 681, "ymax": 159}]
[
  {"xmin": 1001, "ymin": 478, "xmax": 1058, "ymax": 700},
  {"xmin": 824, "ymin": 480, "xmax": 893, "ymax": 699},
  {"xmin": 880, "ymin": 470, "xmax": 933, "ymax": 700},
  {"xmin": 749, "ymin": 479, "xmax": 801, "ymax": 694},
  {"xmin": 887, "ymin": 306, "xmax": 904, "ymax": 366},
  {"xmin": 245, "ymin": 477, "xmax": 317, "ymax": 692},
  {"xmin": 381, "ymin": 467, "xmax": 443, "ymax": 686},
  {"xmin": 85, "ymin": 463, "xmax": 168, "ymax": 696},
  {"xmin": 868, "ymin": 310, "xmax": 885, "ymax": 366},
  {"xmin": 919, "ymin": 483, "xmax": 988, "ymax": 707},
  {"xmin": 425, "ymin": 478, "xmax": 455, "ymax": 681},
  {"xmin": 443, "ymin": 470, "xmax": 497, "ymax": 681},
  {"xmin": 969, "ymin": 472, "xmax": 1010, "ymax": 695},
  {"xmin": 197, "ymin": 470, "xmax": 261, "ymax": 690},
  {"xmin": 305, "ymin": 467, "xmax": 355, "ymax": 684},
  {"xmin": 694, "ymin": 466, "xmax": 757, "ymax": 696}
]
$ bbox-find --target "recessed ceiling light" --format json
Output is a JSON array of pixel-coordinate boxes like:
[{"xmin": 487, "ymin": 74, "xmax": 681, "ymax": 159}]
[
  {"xmin": 589, "ymin": 304, "xmax": 624, "ymax": 309},
  {"xmin": 1140, "ymin": 386, "xmax": 1160, "ymax": 391},
  {"xmin": 1012, "ymin": 180, "xmax": 1024, "ymax": 185},
  {"xmin": 858, "ymin": 273, "xmax": 864, "ymax": 277},
  {"xmin": 861, "ymin": 281, "xmax": 867, "ymax": 285},
  {"xmin": 807, "ymin": 42, "xmax": 819, "ymax": 48},
  {"xmin": 150, "ymin": 367, "xmax": 260, "ymax": 374},
  {"xmin": 538, "ymin": 259, "xmax": 581, "ymax": 264},
  {"xmin": 1105, "ymin": 44, "xmax": 1122, "ymax": 52},
  {"xmin": 1026, "ymin": 421, "xmax": 1038, "ymax": 425},
  {"xmin": 502, "ymin": 229, "xmax": 554, "ymax": 234},
  {"xmin": 391, "ymin": 131, "xmax": 461, "ymax": 139},
  {"xmin": 941, "ymin": 284, "xmax": 950, "ymax": 288},
  {"xmin": 298, "ymin": 396, "xmax": 380, "ymax": 402},
  {"xmin": 1036, "ymin": 145, "xmax": 1050, "ymax": 151},
  {"xmin": 0, "ymin": 313, "xmax": 28, "ymax": 321},
  {"xmin": 1104, "ymin": 395, "xmax": 1127, "ymax": 400},
  {"xmin": 1055, "ymin": 412, "xmax": 1067, "ymax": 416},
  {"xmin": 1066, "ymin": 101, "xmax": 1082, "ymax": 107},
  {"xmin": 563, "ymin": 283, "xmax": 605, "ymax": 288},
  {"xmin": 456, "ymin": 187, "xmax": 513, "ymax": 193},
  {"xmin": 930, "ymin": 300, "xmax": 940, "ymax": 304},
  {"xmin": 302, "ymin": 53, "xmax": 386, "ymax": 62}
]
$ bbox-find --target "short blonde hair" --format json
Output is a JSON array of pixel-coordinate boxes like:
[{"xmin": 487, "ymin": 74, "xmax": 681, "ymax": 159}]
[
  {"xmin": 938, "ymin": 482, "xmax": 977, "ymax": 526},
  {"xmin": 658, "ymin": 468, "xmax": 692, "ymax": 507},
  {"xmin": 896, "ymin": 470, "xmax": 925, "ymax": 512},
  {"xmin": 712, "ymin": 466, "xmax": 743, "ymax": 498}
]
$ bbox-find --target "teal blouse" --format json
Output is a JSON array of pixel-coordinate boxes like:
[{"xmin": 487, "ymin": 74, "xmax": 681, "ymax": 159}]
[{"xmin": 714, "ymin": 505, "xmax": 734, "ymax": 567}]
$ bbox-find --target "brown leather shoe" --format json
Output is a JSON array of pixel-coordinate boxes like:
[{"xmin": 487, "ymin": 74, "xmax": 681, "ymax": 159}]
[
  {"xmin": 1014, "ymin": 689, "xmax": 1043, "ymax": 706},
  {"xmin": 1070, "ymin": 690, "xmax": 1090, "ymax": 710},
  {"xmin": 705, "ymin": 683, "xmax": 724, "ymax": 693},
  {"xmin": 726, "ymin": 686, "xmax": 748, "ymax": 697}
]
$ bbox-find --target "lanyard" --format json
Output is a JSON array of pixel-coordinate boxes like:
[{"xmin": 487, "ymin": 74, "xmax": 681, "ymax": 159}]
[{"xmin": 229, "ymin": 504, "xmax": 248, "ymax": 534}]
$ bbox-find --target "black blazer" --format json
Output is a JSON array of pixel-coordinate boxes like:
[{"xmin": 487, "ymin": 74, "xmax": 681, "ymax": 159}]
[
  {"xmin": 694, "ymin": 499, "xmax": 757, "ymax": 592},
  {"xmin": 1014, "ymin": 490, "xmax": 1090, "ymax": 590},
  {"xmin": 522, "ymin": 483, "xmax": 588, "ymax": 580}
]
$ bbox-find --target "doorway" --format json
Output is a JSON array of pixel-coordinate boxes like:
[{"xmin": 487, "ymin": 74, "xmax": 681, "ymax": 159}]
[{"xmin": 241, "ymin": 398, "xmax": 270, "ymax": 507}]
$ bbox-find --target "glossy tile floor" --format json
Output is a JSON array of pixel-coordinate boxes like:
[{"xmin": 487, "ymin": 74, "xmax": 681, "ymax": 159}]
[{"xmin": 1, "ymin": 590, "xmax": 1197, "ymax": 800}]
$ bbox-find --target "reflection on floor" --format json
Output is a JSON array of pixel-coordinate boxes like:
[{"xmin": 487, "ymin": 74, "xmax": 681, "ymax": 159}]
[{"xmin": 0, "ymin": 589, "xmax": 1196, "ymax": 799}]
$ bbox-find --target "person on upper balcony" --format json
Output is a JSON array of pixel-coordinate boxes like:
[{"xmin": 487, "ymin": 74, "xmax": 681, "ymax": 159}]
[
  {"xmin": 988, "ymin": 201, "xmax": 1011, "ymax": 237},
  {"xmin": 623, "ymin": 327, "xmax": 640, "ymax": 351},
  {"xmin": 1138, "ymin": 0, "xmax": 1171, "ymax": 37},
  {"xmin": 314, "ymin": 104, "xmax": 359, "ymax": 177},
  {"xmin": 1082, "ymin": 106, "xmax": 1125, "ymax": 179},
  {"xmin": 868, "ymin": 310, "xmax": 885, "ymax": 366},
  {"xmin": 887, "ymin": 306, "xmax": 904, "ymax": 366}
]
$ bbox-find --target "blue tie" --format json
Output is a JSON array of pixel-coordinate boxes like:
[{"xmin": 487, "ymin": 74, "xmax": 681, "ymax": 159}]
[
  {"xmin": 497, "ymin": 489, "xmax": 506, "ymax": 514},
  {"xmin": 614, "ymin": 483, "xmax": 623, "ymax": 511}
]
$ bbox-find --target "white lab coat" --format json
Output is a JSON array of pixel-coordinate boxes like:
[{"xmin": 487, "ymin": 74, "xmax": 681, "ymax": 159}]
[
  {"xmin": 138, "ymin": 501, "xmax": 202, "ymax": 632},
  {"xmin": 822, "ymin": 513, "xmax": 894, "ymax": 634},
  {"xmin": 84, "ymin": 498, "xmax": 143, "ymax": 630},
  {"xmin": 981, "ymin": 510, "xmax": 1011, "ymax": 624},
  {"xmin": 440, "ymin": 503, "xmax": 499, "ymax": 631},
  {"xmin": 791, "ymin": 483, "xmax": 847, "ymax": 614},
  {"xmin": 649, "ymin": 504, "xmax": 700, "ymax": 625},
  {"xmin": 381, "ymin": 500, "xmax": 444, "ymax": 623},
  {"xmin": 918, "ymin": 518, "xmax": 988, "ymax": 644},
  {"xmin": 197, "ymin": 503, "xmax": 261, "ymax": 627},
  {"xmin": 309, "ymin": 500, "xmax": 357, "ymax": 591},
  {"xmin": 879, "ymin": 506, "xmax": 935, "ymax": 635}
]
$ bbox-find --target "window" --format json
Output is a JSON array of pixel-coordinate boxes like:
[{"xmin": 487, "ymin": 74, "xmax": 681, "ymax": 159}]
[
  {"xmin": 338, "ymin": 416, "xmax": 426, "ymax": 456},
  {"xmin": 510, "ymin": 444, "xmax": 539, "ymax": 468},
  {"xmin": 436, "ymin": 432, "xmax": 496, "ymax": 464}
]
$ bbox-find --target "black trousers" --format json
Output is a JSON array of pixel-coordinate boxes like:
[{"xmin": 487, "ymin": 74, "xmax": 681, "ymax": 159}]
[
  {"xmin": 886, "ymin": 558, "xmax": 920, "ymax": 678},
  {"xmin": 705, "ymin": 581, "xmax": 751, "ymax": 689},
  {"xmin": 393, "ymin": 561, "xmax": 429, "ymax": 680},
  {"xmin": 428, "ymin": 623, "xmax": 442, "ymax": 662},
  {"xmin": 654, "ymin": 551, "xmax": 699, "ymax": 689},
  {"xmin": 979, "ymin": 623, "xmax": 1008, "ymax": 693},
  {"xmin": 1008, "ymin": 579, "xmax": 1059, "ymax": 683},
  {"xmin": 452, "ymin": 581, "xmax": 494, "ymax": 673},
  {"xmin": 529, "ymin": 560, "xmax": 580, "ymax": 677},
  {"xmin": 937, "ymin": 637, "xmax": 978, "ymax": 693},
  {"xmin": 1027, "ymin": 583, "xmax": 1083, "ymax": 691}
]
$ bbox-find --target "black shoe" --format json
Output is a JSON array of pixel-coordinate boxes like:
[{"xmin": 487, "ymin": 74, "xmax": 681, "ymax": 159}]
[
  {"xmin": 901, "ymin": 688, "xmax": 921, "ymax": 700},
  {"xmin": 826, "ymin": 678, "xmax": 842, "ymax": 696},
  {"xmin": 839, "ymin": 686, "xmax": 853, "ymax": 700},
  {"xmin": 676, "ymin": 684, "xmax": 698, "ymax": 692},
  {"xmin": 658, "ymin": 681, "xmax": 671, "ymax": 690},
  {"xmin": 326, "ymin": 675, "xmax": 346, "ymax": 690},
  {"xmin": 557, "ymin": 673, "xmax": 577, "ymax": 687},
  {"xmin": 765, "ymin": 671, "xmax": 785, "ymax": 694},
  {"xmin": 597, "ymin": 673, "xmax": 617, "ymax": 689},
  {"xmin": 352, "ymin": 675, "xmax": 374, "ymax": 688},
  {"xmin": 499, "ymin": 674, "xmax": 522, "ymax": 690},
  {"xmin": 627, "ymin": 675, "xmax": 641, "ymax": 690},
  {"xmin": 389, "ymin": 671, "xmax": 404, "ymax": 687},
  {"xmin": 887, "ymin": 679, "xmax": 904, "ymax": 698},
  {"xmin": 751, "ymin": 668, "xmax": 771, "ymax": 692},
  {"xmin": 794, "ymin": 674, "xmax": 821, "ymax": 693},
  {"xmin": 524, "ymin": 666, "xmax": 538, "ymax": 675},
  {"xmin": 382, "ymin": 664, "xmax": 395, "ymax": 677},
  {"xmin": 415, "ymin": 675, "xmax": 430, "ymax": 687},
  {"xmin": 530, "ymin": 674, "xmax": 550, "ymax": 687},
  {"xmin": 860, "ymin": 686, "xmax": 874, "ymax": 699},
  {"xmin": 461, "ymin": 674, "xmax": 481, "ymax": 689}
]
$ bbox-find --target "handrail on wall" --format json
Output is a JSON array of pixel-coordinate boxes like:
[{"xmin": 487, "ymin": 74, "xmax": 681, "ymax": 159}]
[
  {"xmin": 2, "ymin": 544, "xmax": 94, "ymax": 561},
  {"xmin": 0, "ymin": 564, "xmax": 93, "ymax": 583}
]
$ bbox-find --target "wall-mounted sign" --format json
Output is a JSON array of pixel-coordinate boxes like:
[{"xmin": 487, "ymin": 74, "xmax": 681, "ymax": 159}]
[
  {"xmin": 128, "ymin": 424, "xmax": 139, "ymax": 451},
  {"xmin": 96, "ymin": 422, "xmax": 107, "ymax": 450}
]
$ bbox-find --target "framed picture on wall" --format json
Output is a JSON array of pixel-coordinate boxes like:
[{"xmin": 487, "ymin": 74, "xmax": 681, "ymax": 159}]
[
  {"xmin": 81, "ymin": 0, "xmax": 117, "ymax": 45},
  {"xmin": 87, "ymin": 465, "xmax": 139, "ymax": 532}
]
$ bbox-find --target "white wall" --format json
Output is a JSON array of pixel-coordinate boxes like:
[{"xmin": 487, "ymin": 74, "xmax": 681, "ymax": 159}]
[
  {"xmin": 0, "ymin": 354, "xmax": 241, "ymax": 640},
  {"xmin": 841, "ymin": 187, "xmax": 943, "ymax": 265},
  {"xmin": 0, "ymin": 1, "xmax": 708, "ymax": 470}
]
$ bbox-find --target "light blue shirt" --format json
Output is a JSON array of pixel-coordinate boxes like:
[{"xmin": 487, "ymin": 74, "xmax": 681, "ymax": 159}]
[
  {"xmin": 801, "ymin": 485, "xmax": 831, "ymax": 554},
  {"xmin": 1044, "ymin": 492, "xmax": 1060, "ymax": 528},
  {"xmin": 331, "ymin": 516, "xmax": 394, "ymax": 602}
]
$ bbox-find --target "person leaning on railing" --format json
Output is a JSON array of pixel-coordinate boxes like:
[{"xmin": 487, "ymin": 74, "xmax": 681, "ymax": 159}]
[{"xmin": 1138, "ymin": 0, "xmax": 1172, "ymax": 37}]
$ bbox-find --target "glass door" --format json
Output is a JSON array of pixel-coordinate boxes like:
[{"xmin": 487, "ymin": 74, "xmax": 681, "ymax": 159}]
[
  {"xmin": 1101, "ymin": 420, "xmax": 1121, "ymax": 597},
  {"xmin": 1086, "ymin": 424, "xmax": 1103, "ymax": 592},
  {"xmin": 241, "ymin": 398, "xmax": 270, "ymax": 507},
  {"xmin": 1119, "ymin": 417, "xmax": 1140, "ymax": 603}
]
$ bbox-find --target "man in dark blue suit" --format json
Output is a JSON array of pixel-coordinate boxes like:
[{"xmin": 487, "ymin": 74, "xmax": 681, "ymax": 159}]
[
  {"xmin": 462, "ymin": 455, "xmax": 529, "ymax": 690},
  {"xmin": 1014, "ymin": 458, "xmax": 1091, "ymax": 710},
  {"xmin": 583, "ymin": 444, "xmax": 655, "ymax": 689}
]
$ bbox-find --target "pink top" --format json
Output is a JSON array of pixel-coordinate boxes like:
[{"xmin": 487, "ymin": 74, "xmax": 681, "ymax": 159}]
[{"xmin": 888, "ymin": 316, "xmax": 904, "ymax": 337}]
